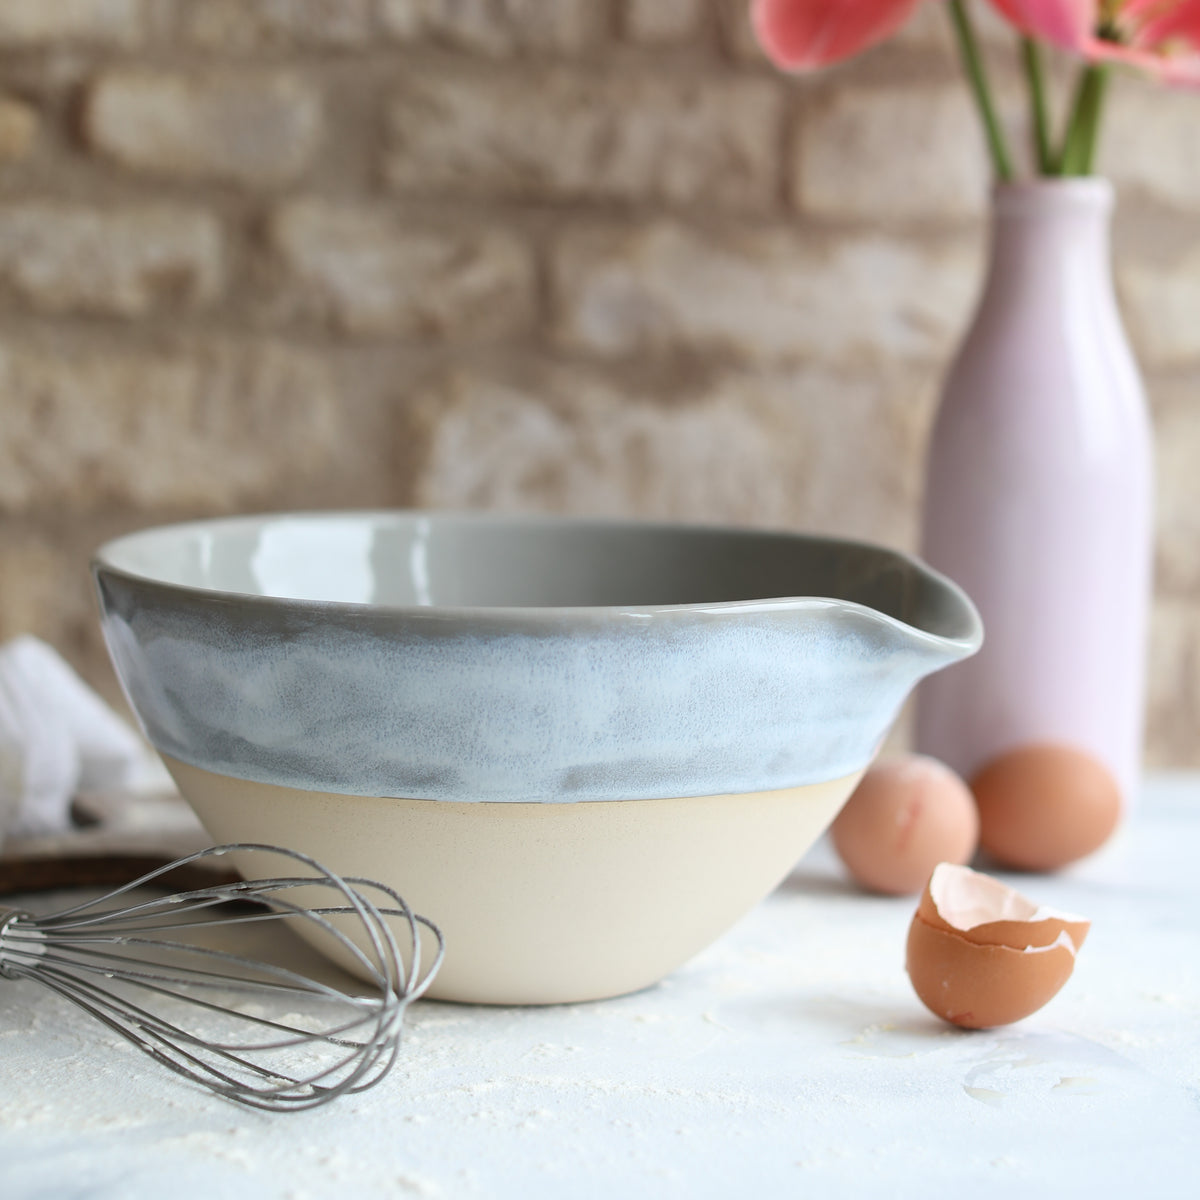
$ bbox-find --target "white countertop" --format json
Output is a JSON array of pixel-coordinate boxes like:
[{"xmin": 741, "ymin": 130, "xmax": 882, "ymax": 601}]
[{"xmin": 3, "ymin": 775, "xmax": 1199, "ymax": 1199}]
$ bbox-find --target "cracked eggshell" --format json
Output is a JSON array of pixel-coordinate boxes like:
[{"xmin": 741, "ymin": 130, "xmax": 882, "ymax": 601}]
[{"xmin": 906, "ymin": 862, "xmax": 1090, "ymax": 1029}]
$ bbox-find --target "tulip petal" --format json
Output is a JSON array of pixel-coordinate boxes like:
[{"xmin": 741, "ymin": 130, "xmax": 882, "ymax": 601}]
[
  {"xmin": 988, "ymin": 0, "xmax": 1200, "ymax": 87},
  {"xmin": 988, "ymin": 0, "xmax": 1096, "ymax": 50},
  {"xmin": 1127, "ymin": 0, "xmax": 1200, "ymax": 51},
  {"xmin": 751, "ymin": 0, "xmax": 924, "ymax": 70},
  {"xmin": 1083, "ymin": 33, "xmax": 1200, "ymax": 85}
]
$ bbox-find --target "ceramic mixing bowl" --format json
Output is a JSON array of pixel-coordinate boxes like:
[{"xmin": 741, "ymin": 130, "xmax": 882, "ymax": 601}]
[{"xmin": 93, "ymin": 512, "xmax": 981, "ymax": 1004}]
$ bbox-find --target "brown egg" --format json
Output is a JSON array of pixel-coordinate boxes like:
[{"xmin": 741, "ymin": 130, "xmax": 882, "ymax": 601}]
[
  {"xmin": 830, "ymin": 754, "xmax": 979, "ymax": 895},
  {"xmin": 970, "ymin": 743, "xmax": 1121, "ymax": 871},
  {"xmin": 906, "ymin": 863, "xmax": 1090, "ymax": 1029}
]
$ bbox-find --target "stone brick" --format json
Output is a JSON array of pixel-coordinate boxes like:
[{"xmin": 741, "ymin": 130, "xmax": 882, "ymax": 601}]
[
  {"xmin": 0, "ymin": 0, "xmax": 145, "ymax": 45},
  {"xmin": 0, "ymin": 96, "xmax": 36, "ymax": 162},
  {"xmin": 1103, "ymin": 79, "xmax": 1200, "ymax": 211},
  {"xmin": 84, "ymin": 69, "xmax": 322, "ymax": 187},
  {"xmin": 1153, "ymin": 378, "xmax": 1200, "ymax": 597},
  {"xmin": 0, "ymin": 339, "xmax": 341, "ymax": 513},
  {"xmin": 553, "ymin": 221, "xmax": 979, "ymax": 366},
  {"xmin": 413, "ymin": 364, "xmax": 932, "ymax": 550},
  {"xmin": 622, "ymin": 0, "xmax": 705, "ymax": 45},
  {"xmin": 176, "ymin": 0, "xmax": 372, "ymax": 49},
  {"xmin": 0, "ymin": 523, "xmax": 137, "ymax": 721},
  {"xmin": 715, "ymin": 0, "xmax": 764, "ymax": 62},
  {"xmin": 892, "ymin": 3, "xmax": 947, "ymax": 48},
  {"xmin": 385, "ymin": 69, "xmax": 782, "ymax": 209},
  {"xmin": 0, "ymin": 203, "xmax": 222, "ymax": 317},
  {"xmin": 797, "ymin": 84, "xmax": 989, "ymax": 221},
  {"xmin": 1146, "ymin": 601, "xmax": 1200, "ymax": 768},
  {"xmin": 268, "ymin": 199, "xmax": 534, "ymax": 339},
  {"xmin": 379, "ymin": 0, "xmax": 601, "ymax": 56},
  {"xmin": 893, "ymin": 1, "xmax": 1010, "ymax": 48},
  {"xmin": 0, "ymin": 534, "xmax": 74, "ymax": 646},
  {"xmin": 1120, "ymin": 245, "xmax": 1200, "ymax": 368}
]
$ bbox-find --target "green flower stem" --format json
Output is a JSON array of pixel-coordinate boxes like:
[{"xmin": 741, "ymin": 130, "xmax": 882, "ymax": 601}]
[
  {"xmin": 948, "ymin": 0, "xmax": 1014, "ymax": 181},
  {"xmin": 1059, "ymin": 63, "xmax": 1110, "ymax": 175},
  {"xmin": 1020, "ymin": 36, "xmax": 1054, "ymax": 174}
]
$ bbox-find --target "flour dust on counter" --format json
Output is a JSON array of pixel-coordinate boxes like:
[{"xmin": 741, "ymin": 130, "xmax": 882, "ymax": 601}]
[{"xmin": 1, "ymin": 779, "xmax": 1198, "ymax": 1198}]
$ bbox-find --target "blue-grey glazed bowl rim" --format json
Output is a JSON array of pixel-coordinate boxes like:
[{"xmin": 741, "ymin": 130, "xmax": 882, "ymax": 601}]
[
  {"xmin": 93, "ymin": 510, "xmax": 983, "ymax": 803},
  {"xmin": 92, "ymin": 509, "xmax": 982, "ymax": 652}
]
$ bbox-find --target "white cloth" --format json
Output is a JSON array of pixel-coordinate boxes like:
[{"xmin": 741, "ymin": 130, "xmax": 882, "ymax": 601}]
[{"xmin": 0, "ymin": 636, "xmax": 153, "ymax": 840}]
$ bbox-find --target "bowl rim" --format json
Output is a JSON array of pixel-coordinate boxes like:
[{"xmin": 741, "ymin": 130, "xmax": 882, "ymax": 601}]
[{"xmin": 92, "ymin": 509, "xmax": 983, "ymax": 655}]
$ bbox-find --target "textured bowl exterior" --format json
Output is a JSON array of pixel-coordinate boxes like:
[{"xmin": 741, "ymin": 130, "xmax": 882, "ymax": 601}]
[
  {"xmin": 165, "ymin": 756, "xmax": 862, "ymax": 1004},
  {"xmin": 95, "ymin": 513, "xmax": 980, "ymax": 1003},
  {"xmin": 94, "ymin": 512, "xmax": 980, "ymax": 804}
]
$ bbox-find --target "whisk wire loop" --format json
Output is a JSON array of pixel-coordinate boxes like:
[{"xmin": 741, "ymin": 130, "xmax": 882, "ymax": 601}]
[
  {"xmin": 32, "ymin": 960, "xmax": 405, "ymax": 1105},
  {"xmin": 31, "ymin": 969, "xmax": 403, "ymax": 1112},
  {"xmin": 32, "ymin": 864, "xmax": 431, "ymax": 1003},
  {"xmin": 0, "ymin": 843, "xmax": 444, "ymax": 1111}
]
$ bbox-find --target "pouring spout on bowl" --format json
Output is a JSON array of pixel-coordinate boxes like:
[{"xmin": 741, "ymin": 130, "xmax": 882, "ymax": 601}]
[{"xmin": 852, "ymin": 552, "xmax": 984, "ymax": 681}]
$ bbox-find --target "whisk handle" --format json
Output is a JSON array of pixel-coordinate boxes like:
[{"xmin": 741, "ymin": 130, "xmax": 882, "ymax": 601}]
[{"xmin": 0, "ymin": 907, "xmax": 40, "ymax": 979}]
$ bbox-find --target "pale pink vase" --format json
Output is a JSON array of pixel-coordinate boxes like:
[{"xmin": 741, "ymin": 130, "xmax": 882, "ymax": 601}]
[{"xmin": 915, "ymin": 178, "xmax": 1153, "ymax": 808}]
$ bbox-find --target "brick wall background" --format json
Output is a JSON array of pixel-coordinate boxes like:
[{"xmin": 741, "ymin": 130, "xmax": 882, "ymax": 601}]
[{"xmin": 0, "ymin": 0, "xmax": 1197, "ymax": 766}]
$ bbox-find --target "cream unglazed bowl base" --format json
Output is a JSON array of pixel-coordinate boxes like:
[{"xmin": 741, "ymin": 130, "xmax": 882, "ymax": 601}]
[{"xmin": 165, "ymin": 756, "xmax": 861, "ymax": 1005}]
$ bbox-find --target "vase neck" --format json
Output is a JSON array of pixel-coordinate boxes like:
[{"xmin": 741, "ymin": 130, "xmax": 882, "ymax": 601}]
[
  {"xmin": 975, "ymin": 180, "xmax": 1119, "ymax": 329},
  {"xmin": 986, "ymin": 180, "xmax": 1114, "ymax": 283}
]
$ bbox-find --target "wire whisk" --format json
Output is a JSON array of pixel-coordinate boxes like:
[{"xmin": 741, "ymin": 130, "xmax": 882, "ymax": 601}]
[{"xmin": 0, "ymin": 843, "xmax": 444, "ymax": 1112}]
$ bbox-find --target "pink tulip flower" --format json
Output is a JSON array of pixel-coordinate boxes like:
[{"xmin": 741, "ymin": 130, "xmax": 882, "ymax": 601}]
[
  {"xmin": 751, "ymin": 0, "xmax": 925, "ymax": 69},
  {"xmin": 991, "ymin": 0, "xmax": 1200, "ymax": 85}
]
